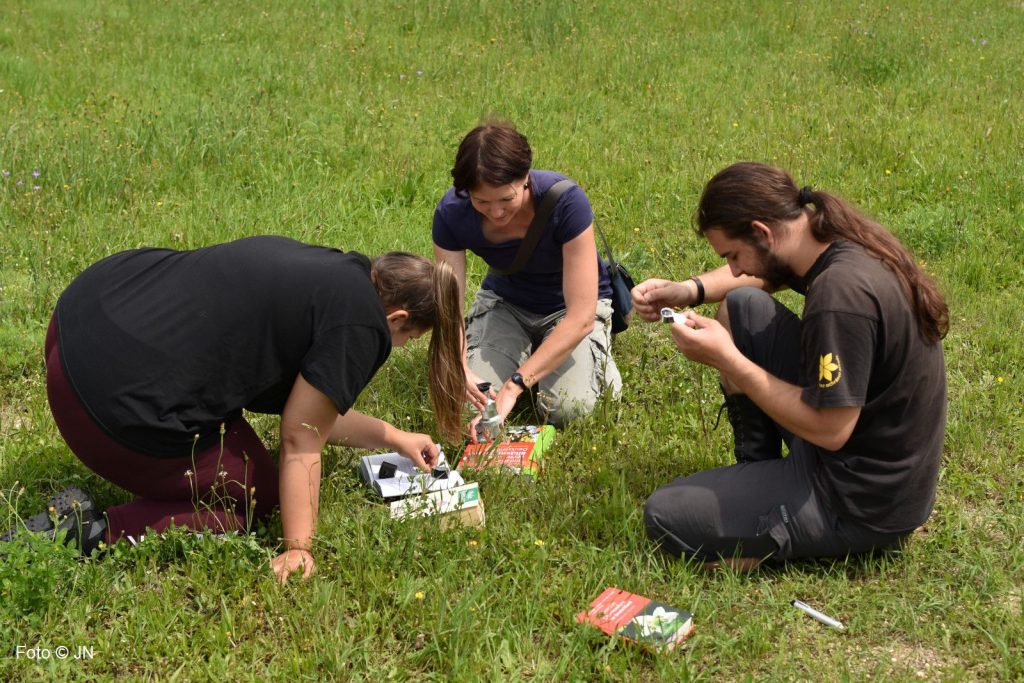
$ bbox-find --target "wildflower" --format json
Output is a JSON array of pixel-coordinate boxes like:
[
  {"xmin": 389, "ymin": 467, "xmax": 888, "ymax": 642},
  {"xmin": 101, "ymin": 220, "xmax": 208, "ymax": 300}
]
[
  {"xmin": 33, "ymin": 185, "xmax": 40, "ymax": 191},
  {"xmin": 468, "ymin": 540, "xmax": 478, "ymax": 547},
  {"xmin": 48, "ymin": 506, "xmax": 56, "ymax": 514},
  {"xmin": 415, "ymin": 591, "xmax": 425, "ymax": 600},
  {"xmin": 997, "ymin": 377, "xmax": 1004, "ymax": 383},
  {"xmin": 1, "ymin": 169, "xmax": 9, "ymax": 176},
  {"xmin": 32, "ymin": 170, "xmax": 40, "ymax": 178},
  {"xmin": 16, "ymin": 179, "xmax": 23, "ymax": 186},
  {"xmin": 534, "ymin": 539, "xmax": 545, "ymax": 547},
  {"xmin": 185, "ymin": 469, "xmax": 194, "ymax": 478},
  {"xmin": 219, "ymin": 470, "xmax": 228, "ymax": 479}
]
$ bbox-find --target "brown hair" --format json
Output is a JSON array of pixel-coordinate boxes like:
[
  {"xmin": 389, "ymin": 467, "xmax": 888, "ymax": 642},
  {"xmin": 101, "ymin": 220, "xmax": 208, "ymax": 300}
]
[
  {"xmin": 696, "ymin": 162, "xmax": 949, "ymax": 343},
  {"xmin": 450, "ymin": 119, "xmax": 532, "ymax": 197},
  {"xmin": 370, "ymin": 253, "xmax": 465, "ymax": 441}
]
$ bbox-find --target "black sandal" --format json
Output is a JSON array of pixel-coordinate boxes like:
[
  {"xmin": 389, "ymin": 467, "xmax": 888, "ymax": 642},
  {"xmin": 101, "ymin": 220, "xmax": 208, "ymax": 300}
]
[{"xmin": 1, "ymin": 486, "xmax": 106, "ymax": 555}]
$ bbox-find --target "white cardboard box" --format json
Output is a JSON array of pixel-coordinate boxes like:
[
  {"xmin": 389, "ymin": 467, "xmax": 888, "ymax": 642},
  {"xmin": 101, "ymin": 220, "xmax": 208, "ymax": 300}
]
[{"xmin": 389, "ymin": 482, "xmax": 484, "ymax": 527}]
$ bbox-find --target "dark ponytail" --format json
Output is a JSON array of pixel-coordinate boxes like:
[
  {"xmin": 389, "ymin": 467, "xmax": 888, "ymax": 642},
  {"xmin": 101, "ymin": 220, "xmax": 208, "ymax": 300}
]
[{"xmin": 696, "ymin": 162, "xmax": 949, "ymax": 343}]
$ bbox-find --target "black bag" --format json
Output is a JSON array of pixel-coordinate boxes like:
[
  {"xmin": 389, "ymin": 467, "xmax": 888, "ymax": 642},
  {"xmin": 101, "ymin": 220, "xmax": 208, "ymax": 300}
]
[{"xmin": 595, "ymin": 224, "xmax": 635, "ymax": 334}]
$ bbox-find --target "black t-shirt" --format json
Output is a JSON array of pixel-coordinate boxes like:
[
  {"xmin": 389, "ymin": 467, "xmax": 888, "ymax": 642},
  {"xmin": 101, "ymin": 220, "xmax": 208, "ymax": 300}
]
[
  {"xmin": 55, "ymin": 236, "xmax": 391, "ymax": 457},
  {"xmin": 793, "ymin": 241, "xmax": 946, "ymax": 532}
]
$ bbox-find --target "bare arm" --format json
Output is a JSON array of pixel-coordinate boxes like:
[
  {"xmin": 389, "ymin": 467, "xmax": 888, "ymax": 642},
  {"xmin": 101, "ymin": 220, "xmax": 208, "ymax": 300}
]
[
  {"xmin": 493, "ymin": 226, "xmax": 599, "ymax": 417},
  {"xmin": 270, "ymin": 376, "xmax": 442, "ymax": 584},
  {"xmin": 271, "ymin": 374, "xmax": 338, "ymax": 583},
  {"xmin": 671, "ymin": 310, "xmax": 860, "ymax": 451},
  {"xmin": 632, "ymin": 265, "xmax": 765, "ymax": 322},
  {"xmin": 328, "ymin": 409, "xmax": 439, "ymax": 471}
]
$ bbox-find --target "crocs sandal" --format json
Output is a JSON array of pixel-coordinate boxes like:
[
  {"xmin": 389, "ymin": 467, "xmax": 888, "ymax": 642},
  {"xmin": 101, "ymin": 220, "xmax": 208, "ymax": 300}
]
[{"xmin": 1, "ymin": 486, "xmax": 106, "ymax": 555}]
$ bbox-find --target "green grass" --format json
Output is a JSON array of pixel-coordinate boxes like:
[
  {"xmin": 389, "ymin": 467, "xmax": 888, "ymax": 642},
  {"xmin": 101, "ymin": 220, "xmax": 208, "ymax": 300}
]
[{"xmin": 2, "ymin": 0, "xmax": 1022, "ymax": 679}]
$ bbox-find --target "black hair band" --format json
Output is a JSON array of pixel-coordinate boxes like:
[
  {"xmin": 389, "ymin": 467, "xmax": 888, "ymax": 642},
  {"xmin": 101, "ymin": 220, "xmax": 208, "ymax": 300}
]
[{"xmin": 798, "ymin": 186, "xmax": 814, "ymax": 207}]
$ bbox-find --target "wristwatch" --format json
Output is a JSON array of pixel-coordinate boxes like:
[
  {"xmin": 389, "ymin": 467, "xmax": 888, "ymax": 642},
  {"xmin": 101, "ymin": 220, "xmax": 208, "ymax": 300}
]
[{"xmin": 509, "ymin": 372, "xmax": 528, "ymax": 390}]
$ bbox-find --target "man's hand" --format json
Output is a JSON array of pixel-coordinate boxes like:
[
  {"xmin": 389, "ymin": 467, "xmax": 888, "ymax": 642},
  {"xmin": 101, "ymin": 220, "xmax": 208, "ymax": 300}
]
[
  {"xmin": 631, "ymin": 278, "xmax": 691, "ymax": 322},
  {"xmin": 670, "ymin": 310, "xmax": 744, "ymax": 370},
  {"xmin": 270, "ymin": 548, "xmax": 316, "ymax": 585},
  {"xmin": 388, "ymin": 430, "xmax": 440, "ymax": 470}
]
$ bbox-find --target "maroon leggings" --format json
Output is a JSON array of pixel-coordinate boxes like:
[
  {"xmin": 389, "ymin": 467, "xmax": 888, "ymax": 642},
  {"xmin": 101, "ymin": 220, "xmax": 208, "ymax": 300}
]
[{"xmin": 45, "ymin": 317, "xmax": 280, "ymax": 544}]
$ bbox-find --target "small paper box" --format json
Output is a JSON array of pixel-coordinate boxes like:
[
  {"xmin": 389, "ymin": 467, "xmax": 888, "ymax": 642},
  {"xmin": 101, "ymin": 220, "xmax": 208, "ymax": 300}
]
[
  {"xmin": 358, "ymin": 448, "xmax": 464, "ymax": 501},
  {"xmin": 389, "ymin": 482, "xmax": 485, "ymax": 529}
]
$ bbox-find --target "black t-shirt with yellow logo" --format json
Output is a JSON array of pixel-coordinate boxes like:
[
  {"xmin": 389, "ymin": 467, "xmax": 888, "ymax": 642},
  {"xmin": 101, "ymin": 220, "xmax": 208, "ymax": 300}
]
[
  {"xmin": 55, "ymin": 236, "xmax": 391, "ymax": 458},
  {"xmin": 793, "ymin": 241, "xmax": 946, "ymax": 533}
]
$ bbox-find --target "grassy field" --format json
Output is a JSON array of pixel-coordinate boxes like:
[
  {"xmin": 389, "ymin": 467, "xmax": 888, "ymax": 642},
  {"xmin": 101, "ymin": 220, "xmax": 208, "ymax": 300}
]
[{"xmin": 2, "ymin": 0, "xmax": 1022, "ymax": 679}]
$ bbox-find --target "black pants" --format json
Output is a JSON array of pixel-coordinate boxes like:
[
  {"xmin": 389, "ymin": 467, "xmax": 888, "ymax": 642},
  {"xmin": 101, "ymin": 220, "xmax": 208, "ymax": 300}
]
[{"xmin": 644, "ymin": 288, "xmax": 908, "ymax": 562}]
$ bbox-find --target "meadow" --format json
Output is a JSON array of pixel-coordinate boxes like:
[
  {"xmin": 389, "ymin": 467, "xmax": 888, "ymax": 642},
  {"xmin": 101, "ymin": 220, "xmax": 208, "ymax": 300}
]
[{"xmin": 1, "ymin": 0, "xmax": 1022, "ymax": 680}]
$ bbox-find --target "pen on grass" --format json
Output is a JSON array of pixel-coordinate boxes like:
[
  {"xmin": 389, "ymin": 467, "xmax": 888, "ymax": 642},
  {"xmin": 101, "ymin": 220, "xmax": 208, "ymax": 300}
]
[{"xmin": 792, "ymin": 599, "xmax": 845, "ymax": 630}]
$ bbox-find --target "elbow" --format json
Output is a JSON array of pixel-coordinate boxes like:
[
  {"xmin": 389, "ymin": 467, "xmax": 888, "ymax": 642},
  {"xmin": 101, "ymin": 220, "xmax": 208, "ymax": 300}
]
[
  {"xmin": 279, "ymin": 424, "xmax": 326, "ymax": 459},
  {"xmin": 563, "ymin": 309, "xmax": 595, "ymax": 339},
  {"xmin": 817, "ymin": 425, "xmax": 855, "ymax": 452},
  {"xmin": 818, "ymin": 434, "xmax": 848, "ymax": 452}
]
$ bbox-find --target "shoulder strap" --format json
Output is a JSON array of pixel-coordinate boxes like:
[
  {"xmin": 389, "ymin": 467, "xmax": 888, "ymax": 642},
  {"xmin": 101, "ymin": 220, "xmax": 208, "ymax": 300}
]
[
  {"xmin": 593, "ymin": 222, "xmax": 618, "ymax": 269},
  {"xmin": 489, "ymin": 178, "xmax": 576, "ymax": 277}
]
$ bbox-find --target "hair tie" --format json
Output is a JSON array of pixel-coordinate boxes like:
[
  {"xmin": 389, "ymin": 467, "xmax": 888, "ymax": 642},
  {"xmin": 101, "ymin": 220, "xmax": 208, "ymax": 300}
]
[{"xmin": 798, "ymin": 186, "xmax": 814, "ymax": 207}]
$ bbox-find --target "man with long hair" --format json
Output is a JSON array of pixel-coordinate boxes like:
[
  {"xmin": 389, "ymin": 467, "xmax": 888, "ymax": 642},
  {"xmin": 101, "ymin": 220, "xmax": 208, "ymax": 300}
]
[{"xmin": 633, "ymin": 162, "xmax": 948, "ymax": 570}]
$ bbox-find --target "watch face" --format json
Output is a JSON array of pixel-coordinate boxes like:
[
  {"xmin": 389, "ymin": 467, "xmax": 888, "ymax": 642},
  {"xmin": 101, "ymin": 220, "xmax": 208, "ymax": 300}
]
[{"xmin": 511, "ymin": 373, "xmax": 526, "ymax": 388}]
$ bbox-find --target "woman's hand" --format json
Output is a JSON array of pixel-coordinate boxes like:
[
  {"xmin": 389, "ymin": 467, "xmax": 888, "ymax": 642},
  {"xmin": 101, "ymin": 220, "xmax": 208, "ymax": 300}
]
[
  {"xmin": 387, "ymin": 429, "xmax": 440, "ymax": 470},
  {"xmin": 465, "ymin": 380, "xmax": 519, "ymax": 443},
  {"xmin": 463, "ymin": 368, "xmax": 491, "ymax": 412},
  {"xmin": 466, "ymin": 413, "xmax": 484, "ymax": 443},
  {"xmin": 493, "ymin": 381, "xmax": 521, "ymax": 423},
  {"xmin": 270, "ymin": 548, "xmax": 316, "ymax": 585}
]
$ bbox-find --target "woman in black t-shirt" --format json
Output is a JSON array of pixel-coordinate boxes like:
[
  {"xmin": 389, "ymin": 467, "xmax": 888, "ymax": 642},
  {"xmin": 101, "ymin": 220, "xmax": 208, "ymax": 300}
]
[{"xmin": 16, "ymin": 237, "xmax": 464, "ymax": 584}]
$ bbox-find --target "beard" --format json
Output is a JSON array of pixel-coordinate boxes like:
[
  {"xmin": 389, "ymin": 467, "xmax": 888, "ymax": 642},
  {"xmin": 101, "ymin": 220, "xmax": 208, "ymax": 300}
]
[{"xmin": 752, "ymin": 239, "xmax": 797, "ymax": 289}]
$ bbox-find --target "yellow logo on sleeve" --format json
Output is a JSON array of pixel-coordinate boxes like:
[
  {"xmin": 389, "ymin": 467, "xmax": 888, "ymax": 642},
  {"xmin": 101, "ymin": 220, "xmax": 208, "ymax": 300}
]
[{"xmin": 818, "ymin": 353, "xmax": 841, "ymax": 388}]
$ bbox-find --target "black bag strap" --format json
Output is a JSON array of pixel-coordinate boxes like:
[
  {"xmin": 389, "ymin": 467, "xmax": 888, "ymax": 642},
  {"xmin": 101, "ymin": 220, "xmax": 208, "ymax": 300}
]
[
  {"xmin": 488, "ymin": 178, "xmax": 576, "ymax": 277},
  {"xmin": 593, "ymin": 222, "xmax": 619, "ymax": 271}
]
